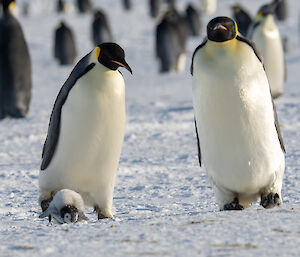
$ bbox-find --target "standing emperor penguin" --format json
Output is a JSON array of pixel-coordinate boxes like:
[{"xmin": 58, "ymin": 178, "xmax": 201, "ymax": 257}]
[
  {"xmin": 191, "ymin": 17, "xmax": 285, "ymax": 210},
  {"xmin": 149, "ymin": 0, "xmax": 160, "ymax": 18},
  {"xmin": 122, "ymin": 0, "xmax": 132, "ymax": 11},
  {"xmin": 54, "ymin": 21, "xmax": 77, "ymax": 65},
  {"xmin": 39, "ymin": 43, "xmax": 132, "ymax": 219},
  {"xmin": 249, "ymin": 1, "xmax": 285, "ymax": 99},
  {"xmin": 185, "ymin": 4, "xmax": 201, "ymax": 37},
  {"xmin": 76, "ymin": 0, "xmax": 92, "ymax": 14},
  {"xmin": 0, "ymin": 0, "xmax": 31, "ymax": 119},
  {"xmin": 231, "ymin": 4, "xmax": 252, "ymax": 37},
  {"xmin": 91, "ymin": 10, "xmax": 113, "ymax": 46}
]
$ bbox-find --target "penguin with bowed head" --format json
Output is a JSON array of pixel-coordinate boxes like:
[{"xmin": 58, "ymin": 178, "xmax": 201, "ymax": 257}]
[
  {"xmin": 39, "ymin": 43, "xmax": 132, "ymax": 220},
  {"xmin": 185, "ymin": 4, "xmax": 201, "ymax": 37},
  {"xmin": 91, "ymin": 9, "xmax": 113, "ymax": 46},
  {"xmin": 149, "ymin": 0, "xmax": 160, "ymax": 18},
  {"xmin": 0, "ymin": 0, "xmax": 31, "ymax": 119},
  {"xmin": 156, "ymin": 9, "xmax": 188, "ymax": 73},
  {"xmin": 191, "ymin": 17, "xmax": 285, "ymax": 211},
  {"xmin": 54, "ymin": 21, "xmax": 77, "ymax": 65},
  {"xmin": 231, "ymin": 4, "xmax": 252, "ymax": 37},
  {"xmin": 39, "ymin": 189, "xmax": 88, "ymax": 224},
  {"xmin": 249, "ymin": 1, "xmax": 285, "ymax": 99}
]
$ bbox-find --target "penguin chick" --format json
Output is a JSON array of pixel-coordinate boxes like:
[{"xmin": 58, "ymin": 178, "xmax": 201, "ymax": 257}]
[
  {"xmin": 191, "ymin": 16, "xmax": 285, "ymax": 211},
  {"xmin": 39, "ymin": 189, "xmax": 88, "ymax": 224}
]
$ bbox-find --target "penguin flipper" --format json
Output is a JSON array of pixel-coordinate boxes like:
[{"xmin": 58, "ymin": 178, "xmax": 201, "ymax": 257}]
[
  {"xmin": 272, "ymin": 99, "xmax": 285, "ymax": 154},
  {"xmin": 190, "ymin": 38, "xmax": 207, "ymax": 75},
  {"xmin": 194, "ymin": 118, "xmax": 202, "ymax": 167},
  {"xmin": 40, "ymin": 52, "xmax": 95, "ymax": 170}
]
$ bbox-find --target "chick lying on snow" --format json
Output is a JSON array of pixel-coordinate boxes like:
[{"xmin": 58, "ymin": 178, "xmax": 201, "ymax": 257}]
[{"xmin": 39, "ymin": 189, "xmax": 88, "ymax": 224}]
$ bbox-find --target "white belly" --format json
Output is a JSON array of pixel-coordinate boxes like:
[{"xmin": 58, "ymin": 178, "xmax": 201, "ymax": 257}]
[
  {"xmin": 40, "ymin": 66, "xmax": 125, "ymax": 195},
  {"xmin": 192, "ymin": 40, "xmax": 284, "ymax": 194},
  {"xmin": 252, "ymin": 16, "xmax": 284, "ymax": 98}
]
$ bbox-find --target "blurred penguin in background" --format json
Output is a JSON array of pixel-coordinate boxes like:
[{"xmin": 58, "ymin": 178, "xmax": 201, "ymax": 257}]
[
  {"xmin": 165, "ymin": 0, "xmax": 176, "ymax": 8},
  {"xmin": 274, "ymin": 0, "xmax": 288, "ymax": 21},
  {"xmin": 149, "ymin": 0, "xmax": 160, "ymax": 18},
  {"xmin": 200, "ymin": 0, "xmax": 216, "ymax": 15},
  {"xmin": 231, "ymin": 4, "xmax": 252, "ymax": 37},
  {"xmin": 22, "ymin": 2, "xmax": 29, "ymax": 17},
  {"xmin": 54, "ymin": 21, "xmax": 77, "ymax": 65},
  {"xmin": 76, "ymin": 0, "xmax": 92, "ymax": 14},
  {"xmin": 122, "ymin": 0, "xmax": 132, "ymax": 11},
  {"xmin": 91, "ymin": 10, "xmax": 113, "ymax": 46},
  {"xmin": 156, "ymin": 9, "xmax": 188, "ymax": 73},
  {"xmin": 57, "ymin": 0, "xmax": 65, "ymax": 13},
  {"xmin": 249, "ymin": 1, "xmax": 285, "ymax": 98},
  {"xmin": 185, "ymin": 4, "xmax": 201, "ymax": 37},
  {"xmin": 0, "ymin": 0, "xmax": 32, "ymax": 119}
]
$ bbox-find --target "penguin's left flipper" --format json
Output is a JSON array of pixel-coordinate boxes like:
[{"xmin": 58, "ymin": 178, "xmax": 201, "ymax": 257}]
[
  {"xmin": 260, "ymin": 192, "xmax": 281, "ymax": 209},
  {"xmin": 223, "ymin": 197, "xmax": 244, "ymax": 211},
  {"xmin": 194, "ymin": 119, "xmax": 202, "ymax": 167}
]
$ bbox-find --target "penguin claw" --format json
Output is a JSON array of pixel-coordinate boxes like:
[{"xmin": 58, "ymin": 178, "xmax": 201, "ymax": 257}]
[
  {"xmin": 260, "ymin": 193, "xmax": 281, "ymax": 209},
  {"xmin": 223, "ymin": 197, "xmax": 244, "ymax": 211}
]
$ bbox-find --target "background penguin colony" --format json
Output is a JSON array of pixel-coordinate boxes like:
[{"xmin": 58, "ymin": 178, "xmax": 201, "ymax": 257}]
[{"xmin": 0, "ymin": 0, "xmax": 295, "ymax": 223}]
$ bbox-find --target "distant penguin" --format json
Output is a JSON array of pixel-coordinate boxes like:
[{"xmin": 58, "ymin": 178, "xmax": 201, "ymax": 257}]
[
  {"xmin": 156, "ymin": 9, "xmax": 188, "ymax": 73},
  {"xmin": 231, "ymin": 4, "xmax": 252, "ymax": 37},
  {"xmin": 91, "ymin": 10, "xmax": 113, "ymax": 46},
  {"xmin": 149, "ymin": 0, "xmax": 160, "ymax": 18},
  {"xmin": 76, "ymin": 0, "xmax": 91, "ymax": 13},
  {"xmin": 200, "ymin": 0, "xmax": 217, "ymax": 15},
  {"xmin": 165, "ymin": 0, "xmax": 176, "ymax": 8},
  {"xmin": 274, "ymin": 0, "xmax": 288, "ymax": 21},
  {"xmin": 122, "ymin": 0, "xmax": 132, "ymax": 11},
  {"xmin": 250, "ymin": 1, "xmax": 285, "ymax": 98},
  {"xmin": 56, "ymin": 0, "xmax": 65, "ymax": 13},
  {"xmin": 185, "ymin": 4, "xmax": 201, "ymax": 37},
  {"xmin": 39, "ymin": 43, "xmax": 132, "ymax": 219},
  {"xmin": 191, "ymin": 16, "xmax": 285, "ymax": 211},
  {"xmin": 22, "ymin": 2, "xmax": 29, "ymax": 17},
  {"xmin": 54, "ymin": 21, "xmax": 77, "ymax": 65},
  {"xmin": 0, "ymin": 0, "xmax": 32, "ymax": 119},
  {"xmin": 39, "ymin": 189, "xmax": 88, "ymax": 224}
]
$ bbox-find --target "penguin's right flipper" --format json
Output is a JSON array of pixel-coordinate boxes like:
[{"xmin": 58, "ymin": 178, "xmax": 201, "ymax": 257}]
[
  {"xmin": 40, "ymin": 52, "xmax": 95, "ymax": 170},
  {"xmin": 194, "ymin": 118, "xmax": 202, "ymax": 167}
]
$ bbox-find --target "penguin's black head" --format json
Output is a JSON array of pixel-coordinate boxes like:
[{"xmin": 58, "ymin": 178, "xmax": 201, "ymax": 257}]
[
  {"xmin": 60, "ymin": 205, "xmax": 79, "ymax": 223},
  {"xmin": 96, "ymin": 43, "xmax": 132, "ymax": 74},
  {"xmin": 2, "ymin": 0, "xmax": 15, "ymax": 11},
  {"xmin": 207, "ymin": 17, "xmax": 237, "ymax": 43},
  {"xmin": 257, "ymin": 0, "xmax": 280, "ymax": 17}
]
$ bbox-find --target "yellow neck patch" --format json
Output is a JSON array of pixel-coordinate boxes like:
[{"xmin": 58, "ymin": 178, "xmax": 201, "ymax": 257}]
[
  {"xmin": 9, "ymin": 1, "xmax": 15, "ymax": 12},
  {"xmin": 96, "ymin": 47, "xmax": 101, "ymax": 60}
]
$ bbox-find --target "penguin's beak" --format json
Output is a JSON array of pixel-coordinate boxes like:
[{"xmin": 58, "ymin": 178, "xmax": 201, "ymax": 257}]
[
  {"xmin": 111, "ymin": 60, "xmax": 133, "ymax": 74},
  {"xmin": 213, "ymin": 24, "xmax": 228, "ymax": 31}
]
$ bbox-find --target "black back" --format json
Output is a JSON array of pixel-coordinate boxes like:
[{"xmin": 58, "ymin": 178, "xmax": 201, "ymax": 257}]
[
  {"xmin": 0, "ymin": 7, "xmax": 32, "ymax": 119},
  {"xmin": 232, "ymin": 5, "xmax": 252, "ymax": 36},
  {"xmin": 76, "ymin": 0, "xmax": 92, "ymax": 13},
  {"xmin": 185, "ymin": 4, "xmax": 201, "ymax": 37},
  {"xmin": 92, "ymin": 10, "xmax": 113, "ymax": 46},
  {"xmin": 41, "ymin": 52, "xmax": 95, "ymax": 170},
  {"xmin": 54, "ymin": 22, "xmax": 77, "ymax": 65},
  {"xmin": 149, "ymin": 0, "xmax": 160, "ymax": 18},
  {"xmin": 122, "ymin": 0, "xmax": 132, "ymax": 11}
]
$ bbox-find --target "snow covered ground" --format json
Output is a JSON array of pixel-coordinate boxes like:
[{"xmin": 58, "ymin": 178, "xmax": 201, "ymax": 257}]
[{"xmin": 0, "ymin": 0, "xmax": 299, "ymax": 256}]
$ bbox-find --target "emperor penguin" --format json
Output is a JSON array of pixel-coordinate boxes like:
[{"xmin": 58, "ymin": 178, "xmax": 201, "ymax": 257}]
[
  {"xmin": 39, "ymin": 189, "xmax": 88, "ymax": 224},
  {"xmin": 0, "ymin": 0, "xmax": 32, "ymax": 119},
  {"xmin": 91, "ymin": 9, "xmax": 113, "ymax": 46},
  {"xmin": 76, "ymin": 0, "xmax": 92, "ymax": 14},
  {"xmin": 185, "ymin": 4, "xmax": 201, "ymax": 37},
  {"xmin": 149, "ymin": 0, "xmax": 160, "ymax": 18},
  {"xmin": 39, "ymin": 43, "xmax": 132, "ymax": 219},
  {"xmin": 191, "ymin": 17, "xmax": 285, "ymax": 211},
  {"xmin": 200, "ymin": 0, "xmax": 217, "ymax": 16},
  {"xmin": 249, "ymin": 1, "xmax": 285, "ymax": 99},
  {"xmin": 122, "ymin": 0, "xmax": 132, "ymax": 11},
  {"xmin": 54, "ymin": 21, "xmax": 77, "ymax": 65},
  {"xmin": 231, "ymin": 4, "xmax": 252, "ymax": 37}
]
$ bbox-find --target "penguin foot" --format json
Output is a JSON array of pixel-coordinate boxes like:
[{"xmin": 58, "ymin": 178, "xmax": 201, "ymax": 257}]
[
  {"xmin": 223, "ymin": 197, "xmax": 244, "ymax": 211},
  {"xmin": 260, "ymin": 193, "xmax": 281, "ymax": 209}
]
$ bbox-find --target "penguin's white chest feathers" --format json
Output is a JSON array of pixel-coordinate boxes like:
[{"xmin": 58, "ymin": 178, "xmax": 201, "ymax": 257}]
[
  {"xmin": 47, "ymin": 65, "xmax": 125, "ymax": 192},
  {"xmin": 193, "ymin": 40, "xmax": 284, "ymax": 194}
]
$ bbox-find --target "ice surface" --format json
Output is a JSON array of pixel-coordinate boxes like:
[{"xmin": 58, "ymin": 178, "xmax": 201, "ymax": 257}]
[{"xmin": 0, "ymin": 0, "xmax": 299, "ymax": 256}]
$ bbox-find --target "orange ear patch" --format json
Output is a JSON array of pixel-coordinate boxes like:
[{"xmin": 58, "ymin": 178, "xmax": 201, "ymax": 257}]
[{"xmin": 96, "ymin": 47, "xmax": 101, "ymax": 59}]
